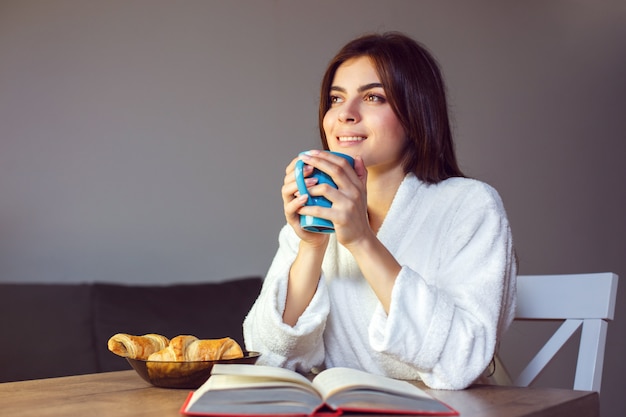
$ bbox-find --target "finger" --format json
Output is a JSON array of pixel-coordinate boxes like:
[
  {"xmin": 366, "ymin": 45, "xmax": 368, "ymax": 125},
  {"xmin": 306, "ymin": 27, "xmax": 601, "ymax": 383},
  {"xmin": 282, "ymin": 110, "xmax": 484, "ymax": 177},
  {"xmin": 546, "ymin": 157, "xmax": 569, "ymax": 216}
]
[
  {"xmin": 284, "ymin": 162, "xmax": 314, "ymax": 192},
  {"xmin": 282, "ymin": 178, "xmax": 318, "ymax": 208},
  {"xmin": 289, "ymin": 194, "xmax": 308, "ymax": 210},
  {"xmin": 284, "ymin": 195, "xmax": 309, "ymax": 227},
  {"xmin": 283, "ymin": 177, "xmax": 318, "ymax": 195},
  {"xmin": 354, "ymin": 155, "xmax": 367, "ymax": 185},
  {"xmin": 300, "ymin": 152, "xmax": 356, "ymax": 184},
  {"xmin": 285, "ymin": 155, "xmax": 301, "ymax": 173},
  {"xmin": 286, "ymin": 155, "xmax": 316, "ymax": 173}
]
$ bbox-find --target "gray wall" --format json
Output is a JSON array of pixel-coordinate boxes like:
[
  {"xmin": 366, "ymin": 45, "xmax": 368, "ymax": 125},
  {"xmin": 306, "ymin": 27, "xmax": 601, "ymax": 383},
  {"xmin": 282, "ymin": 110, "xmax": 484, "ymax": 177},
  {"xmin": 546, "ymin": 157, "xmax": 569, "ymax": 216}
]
[{"xmin": 1, "ymin": 0, "xmax": 625, "ymax": 415}]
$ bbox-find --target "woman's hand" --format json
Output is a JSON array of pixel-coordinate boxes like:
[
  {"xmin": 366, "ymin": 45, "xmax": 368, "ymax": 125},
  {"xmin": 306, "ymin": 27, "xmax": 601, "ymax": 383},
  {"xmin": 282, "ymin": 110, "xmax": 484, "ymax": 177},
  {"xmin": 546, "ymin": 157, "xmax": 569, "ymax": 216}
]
[
  {"xmin": 281, "ymin": 155, "xmax": 330, "ymax": 248},
  {"xmin": 282, "ymin": 150, "xmax": 400, "ymax": 316},
  {"xmin": 281, "ymin": 153, "xmax": 337, "ymax": 326},
  {"xmin": 293, "ymin": 150, "xmax": 371, "ymax": 247}
]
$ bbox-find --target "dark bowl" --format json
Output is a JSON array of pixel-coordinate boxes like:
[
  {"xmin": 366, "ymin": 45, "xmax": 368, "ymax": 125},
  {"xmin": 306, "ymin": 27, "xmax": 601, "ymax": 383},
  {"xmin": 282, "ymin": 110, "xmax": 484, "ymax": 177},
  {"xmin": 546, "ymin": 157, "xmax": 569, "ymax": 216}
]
[{"xmin": 126, "ymin": 351, "xmax": 261, "ymax": 389}]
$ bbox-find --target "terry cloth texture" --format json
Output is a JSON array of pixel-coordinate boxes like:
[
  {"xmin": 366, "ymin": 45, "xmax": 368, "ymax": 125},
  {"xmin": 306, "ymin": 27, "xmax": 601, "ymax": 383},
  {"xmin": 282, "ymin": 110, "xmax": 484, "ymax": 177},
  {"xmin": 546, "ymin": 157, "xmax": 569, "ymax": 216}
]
[{"xmin": 244, "ymin": 174, "xmax": 516, "ymax": 390}]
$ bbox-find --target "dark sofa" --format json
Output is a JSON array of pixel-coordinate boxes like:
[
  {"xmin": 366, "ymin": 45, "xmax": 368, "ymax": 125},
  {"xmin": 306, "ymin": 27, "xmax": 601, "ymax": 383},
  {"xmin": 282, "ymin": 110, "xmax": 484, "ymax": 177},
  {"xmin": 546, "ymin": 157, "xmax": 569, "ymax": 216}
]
[{"xmin": 0, "ymin": 276, "xmax": 262, "ymax": 383}]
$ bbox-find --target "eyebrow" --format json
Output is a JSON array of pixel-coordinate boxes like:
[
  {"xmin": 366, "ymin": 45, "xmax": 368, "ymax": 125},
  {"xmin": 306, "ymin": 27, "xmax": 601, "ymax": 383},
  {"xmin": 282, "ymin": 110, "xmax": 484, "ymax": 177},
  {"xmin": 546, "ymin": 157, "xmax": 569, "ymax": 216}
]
[{"xmin": 330, "ymin": 83, "xmax": 384, "ymax": 93}]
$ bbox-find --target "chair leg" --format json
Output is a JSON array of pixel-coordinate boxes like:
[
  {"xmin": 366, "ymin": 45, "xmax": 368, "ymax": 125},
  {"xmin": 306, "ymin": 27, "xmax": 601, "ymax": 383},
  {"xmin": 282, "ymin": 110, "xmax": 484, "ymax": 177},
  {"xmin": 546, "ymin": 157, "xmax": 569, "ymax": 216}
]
[{"xmin": 574, "ymin": 319, "xmax": 608, "ymax": 392}]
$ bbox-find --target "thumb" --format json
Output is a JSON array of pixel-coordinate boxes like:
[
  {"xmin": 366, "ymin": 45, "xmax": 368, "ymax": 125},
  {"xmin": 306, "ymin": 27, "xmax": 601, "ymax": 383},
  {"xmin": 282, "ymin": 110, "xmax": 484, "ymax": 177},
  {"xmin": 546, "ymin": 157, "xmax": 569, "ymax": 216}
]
[{"xmin": 354, "ymin": 156, "xmax": 367, "ymax": 184}]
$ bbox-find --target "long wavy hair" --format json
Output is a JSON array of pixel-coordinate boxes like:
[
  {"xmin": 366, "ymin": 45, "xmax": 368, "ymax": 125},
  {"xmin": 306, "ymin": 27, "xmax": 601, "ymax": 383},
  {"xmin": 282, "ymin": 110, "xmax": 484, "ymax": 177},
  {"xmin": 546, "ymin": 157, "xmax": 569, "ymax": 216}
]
[{"xmin": 319, "ymin": 32, "xmax": 464, "ymax": 184}]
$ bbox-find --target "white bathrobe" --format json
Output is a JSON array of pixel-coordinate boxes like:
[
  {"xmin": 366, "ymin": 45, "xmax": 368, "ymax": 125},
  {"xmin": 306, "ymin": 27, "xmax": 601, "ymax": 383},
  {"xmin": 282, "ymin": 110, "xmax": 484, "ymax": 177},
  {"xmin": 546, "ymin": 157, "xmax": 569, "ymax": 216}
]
[{"xmin": 243, "ymin": 174, "xmax": 516, "ymax": 390}]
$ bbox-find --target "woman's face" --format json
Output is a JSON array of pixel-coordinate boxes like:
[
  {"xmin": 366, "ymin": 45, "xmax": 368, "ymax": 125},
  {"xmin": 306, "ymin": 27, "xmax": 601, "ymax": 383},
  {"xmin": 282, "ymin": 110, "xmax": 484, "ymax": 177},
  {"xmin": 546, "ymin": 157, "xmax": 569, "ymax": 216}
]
[{"xmin": 323, "ymin": 56, "xmax": 407, "ymax": 174}]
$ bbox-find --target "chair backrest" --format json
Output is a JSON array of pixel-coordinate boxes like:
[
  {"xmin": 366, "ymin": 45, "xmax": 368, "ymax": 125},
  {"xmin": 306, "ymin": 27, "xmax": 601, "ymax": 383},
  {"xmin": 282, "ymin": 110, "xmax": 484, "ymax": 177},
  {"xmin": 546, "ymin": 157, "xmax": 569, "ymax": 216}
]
[{"xmin": 512, "ymin": 272, "xmax": 618, "ymax": 392}]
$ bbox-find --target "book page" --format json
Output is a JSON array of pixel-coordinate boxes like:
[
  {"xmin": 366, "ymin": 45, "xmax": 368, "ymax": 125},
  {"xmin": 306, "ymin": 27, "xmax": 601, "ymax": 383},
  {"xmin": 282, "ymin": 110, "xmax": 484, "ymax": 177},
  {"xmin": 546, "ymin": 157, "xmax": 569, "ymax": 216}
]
[
  {"xmin": 186, "ymin": 365, "xmax": 323, "ymax": 413},
  {"xmin": 311, "ymin": 367, "xmax": 432, "ymax": 400},
  {"xmin": 211, "ymin": 364, "xmax": 314, "ymax": 387},
  {"xmin": 185, "ymin": 386, "xmax": 321, "ymax": 416},
  {"xmin": 202, "ymin": 374, "xmax": 318, "ymax": 394},
  {"xmin": 193, "ymin": 365, "xmax": 318, "ymax": 397}
]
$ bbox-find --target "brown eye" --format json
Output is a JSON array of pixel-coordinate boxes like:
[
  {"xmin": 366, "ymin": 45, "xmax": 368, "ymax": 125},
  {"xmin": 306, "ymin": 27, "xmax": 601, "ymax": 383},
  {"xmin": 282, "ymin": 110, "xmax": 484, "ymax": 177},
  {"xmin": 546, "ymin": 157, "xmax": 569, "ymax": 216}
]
[
  {"xmin": 329, "ymin": 95, "xmax": 343, "ymax": 105},
  {"xmin": 366, "ymin": 94, "xmax": 386, "ymax": 103}
]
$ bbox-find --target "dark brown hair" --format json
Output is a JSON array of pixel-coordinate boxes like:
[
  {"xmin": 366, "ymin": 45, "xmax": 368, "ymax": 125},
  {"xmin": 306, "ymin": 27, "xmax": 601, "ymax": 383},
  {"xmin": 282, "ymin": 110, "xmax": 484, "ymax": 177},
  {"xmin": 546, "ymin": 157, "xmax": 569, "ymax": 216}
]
[{"xmin": 319, "ymin": 32, "xmax": 464, "ymax": 184}]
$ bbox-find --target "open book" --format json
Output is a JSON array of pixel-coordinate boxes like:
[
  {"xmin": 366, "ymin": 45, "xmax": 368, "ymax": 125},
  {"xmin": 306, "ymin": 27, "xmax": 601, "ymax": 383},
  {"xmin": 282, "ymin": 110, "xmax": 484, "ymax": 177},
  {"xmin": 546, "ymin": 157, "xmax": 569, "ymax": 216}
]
[{"xmin": 181, "ymin": 364, "xmax": 458, "ymax": 416}]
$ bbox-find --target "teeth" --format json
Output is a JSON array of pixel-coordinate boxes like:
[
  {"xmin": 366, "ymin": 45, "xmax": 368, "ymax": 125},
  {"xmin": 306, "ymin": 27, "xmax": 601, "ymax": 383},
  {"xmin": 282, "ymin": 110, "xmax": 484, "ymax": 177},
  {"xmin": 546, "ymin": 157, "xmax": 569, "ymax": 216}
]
[{"xmin": 338, "ymin": 136, "xmax": 365, "ymax": 142}]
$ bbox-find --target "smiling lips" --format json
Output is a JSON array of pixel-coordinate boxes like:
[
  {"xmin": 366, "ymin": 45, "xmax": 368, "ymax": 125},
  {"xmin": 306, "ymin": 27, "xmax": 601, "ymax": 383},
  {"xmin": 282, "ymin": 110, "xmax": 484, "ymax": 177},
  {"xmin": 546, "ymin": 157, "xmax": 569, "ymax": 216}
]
[{"xmin": 338, "ymin": 136, "xmax": 366, "ymax": 142}]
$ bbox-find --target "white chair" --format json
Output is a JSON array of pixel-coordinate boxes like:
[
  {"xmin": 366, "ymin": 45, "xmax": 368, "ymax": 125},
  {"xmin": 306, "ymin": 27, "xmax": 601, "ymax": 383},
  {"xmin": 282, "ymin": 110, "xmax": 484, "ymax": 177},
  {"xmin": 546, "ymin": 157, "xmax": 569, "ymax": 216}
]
[{"xmin": 502, "ymin": 272, "xmax": 619, "ymax": 392}]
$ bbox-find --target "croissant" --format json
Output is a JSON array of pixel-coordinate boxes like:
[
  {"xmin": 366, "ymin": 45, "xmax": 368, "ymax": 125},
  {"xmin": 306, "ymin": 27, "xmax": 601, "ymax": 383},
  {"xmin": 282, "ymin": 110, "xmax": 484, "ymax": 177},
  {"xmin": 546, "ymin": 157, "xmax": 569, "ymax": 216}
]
[
  {"xmin": 147, "ymin": 335, "xmax": 198, "ymax": 361},
  {"xmin": 186, "ymin": 336, "xmax": 244, "ymax": 361},
  {"xmin": 107, "ymin": 333, "xmax": 170, "ymax": 360},
  {"xmin": 147, "ymin": 335, "xmax": 243, "ymax": 361}
]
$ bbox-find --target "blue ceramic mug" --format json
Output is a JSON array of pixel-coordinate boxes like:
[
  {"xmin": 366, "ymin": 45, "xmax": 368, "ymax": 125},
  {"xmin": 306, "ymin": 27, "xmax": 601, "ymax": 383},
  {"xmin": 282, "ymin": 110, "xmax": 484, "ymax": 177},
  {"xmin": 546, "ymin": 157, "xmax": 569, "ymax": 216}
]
[{"xmin": 294, "ymin": 151, "xmax": 355, "ymax": 233}]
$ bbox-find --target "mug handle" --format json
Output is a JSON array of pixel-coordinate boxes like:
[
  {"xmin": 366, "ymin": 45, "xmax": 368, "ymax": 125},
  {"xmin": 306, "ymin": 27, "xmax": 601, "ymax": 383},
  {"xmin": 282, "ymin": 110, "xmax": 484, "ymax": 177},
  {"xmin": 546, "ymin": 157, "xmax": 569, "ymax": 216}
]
[{"xmin": 294, "ymin": 159, "xmax": 310, "ymax": 201}]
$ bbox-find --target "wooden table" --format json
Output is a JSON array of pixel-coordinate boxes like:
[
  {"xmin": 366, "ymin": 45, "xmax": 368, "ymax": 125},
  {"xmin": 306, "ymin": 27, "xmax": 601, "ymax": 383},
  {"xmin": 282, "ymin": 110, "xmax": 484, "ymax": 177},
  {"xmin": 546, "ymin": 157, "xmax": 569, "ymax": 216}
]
[{"xmin": 0, "ymin": 370, "xmax": 599, "ymax": 417}]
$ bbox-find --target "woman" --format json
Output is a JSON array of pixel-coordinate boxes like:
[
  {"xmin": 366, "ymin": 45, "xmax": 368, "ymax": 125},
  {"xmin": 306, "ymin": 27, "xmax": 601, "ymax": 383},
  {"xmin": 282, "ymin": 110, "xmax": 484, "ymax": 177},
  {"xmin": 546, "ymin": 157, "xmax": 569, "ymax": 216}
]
[{"xmin": 243, "ymin": 32, "xmax": 516, "ymax": 390}]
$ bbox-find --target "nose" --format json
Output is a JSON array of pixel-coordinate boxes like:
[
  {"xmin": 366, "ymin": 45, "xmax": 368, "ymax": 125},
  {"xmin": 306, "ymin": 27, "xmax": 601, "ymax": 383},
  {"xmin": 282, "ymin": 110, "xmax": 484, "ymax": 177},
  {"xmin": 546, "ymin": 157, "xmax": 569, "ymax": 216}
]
[{"xmin": 338, "ymin": 99, "xmax": 360, "ymax": 123}]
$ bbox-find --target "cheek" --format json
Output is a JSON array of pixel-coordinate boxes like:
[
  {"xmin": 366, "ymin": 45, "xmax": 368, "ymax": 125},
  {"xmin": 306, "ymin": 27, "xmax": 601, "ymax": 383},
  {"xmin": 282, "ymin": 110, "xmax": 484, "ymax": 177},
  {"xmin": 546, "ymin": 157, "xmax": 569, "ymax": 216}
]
[
  {"xmin": 380, "ymin": 113, "xmax": 406, "ymax": 143},
  {"xmin": 322, "ymin": 112, "xmax": 334, "ymax": 136}
]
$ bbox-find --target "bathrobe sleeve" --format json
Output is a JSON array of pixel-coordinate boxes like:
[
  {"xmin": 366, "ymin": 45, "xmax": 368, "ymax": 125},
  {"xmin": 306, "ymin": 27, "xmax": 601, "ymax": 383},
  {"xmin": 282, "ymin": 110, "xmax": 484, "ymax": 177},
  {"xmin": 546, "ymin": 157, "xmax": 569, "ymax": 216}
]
[
  {"xmin": 369, "ymin": 183, "xmax": 516, "ymax": 389},
  {"xmin": 243, "ymin": 225, "xmax": 330, "ymax": 373}
]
